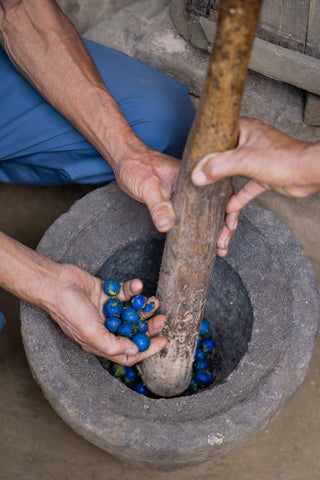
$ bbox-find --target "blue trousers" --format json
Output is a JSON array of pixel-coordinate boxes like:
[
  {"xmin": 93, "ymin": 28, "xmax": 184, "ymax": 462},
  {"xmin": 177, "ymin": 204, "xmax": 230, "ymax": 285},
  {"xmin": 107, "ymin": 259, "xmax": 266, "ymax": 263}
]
[{"xmin": 0, "ymin": 39, "xmax": 194, "ymax": 185}]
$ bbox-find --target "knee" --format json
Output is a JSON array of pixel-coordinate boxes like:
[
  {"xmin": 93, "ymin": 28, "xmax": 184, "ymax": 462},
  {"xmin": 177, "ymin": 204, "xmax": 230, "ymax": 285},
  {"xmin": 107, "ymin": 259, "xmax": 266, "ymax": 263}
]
[{"xmin": 134, "ymin": 79, "xmax": 195, "ymax": 158}]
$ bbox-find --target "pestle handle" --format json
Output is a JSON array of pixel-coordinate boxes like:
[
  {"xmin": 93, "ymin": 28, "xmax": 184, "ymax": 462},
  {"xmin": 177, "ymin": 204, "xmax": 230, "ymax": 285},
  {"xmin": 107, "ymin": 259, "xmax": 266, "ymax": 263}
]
[{"xmin": 140, "ymin": 0, "xmax": 264, "ymax": 397}]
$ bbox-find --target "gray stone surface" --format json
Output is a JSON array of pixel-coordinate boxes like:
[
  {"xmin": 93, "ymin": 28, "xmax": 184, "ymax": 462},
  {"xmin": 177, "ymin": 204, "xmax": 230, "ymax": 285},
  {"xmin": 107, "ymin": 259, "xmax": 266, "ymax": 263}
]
[
  {"xmin": 56, "ymin": 0, "xmax": 138, "ymax": 34},
  {"xmin": 304, "ymin": 92, "xmax": 320, "ymax": 126},
  {"xmin": 20, "ymin": 183, "xmax": 319, "ymax": 471},
  {"xmin": 84, "ymin": 0, "xmax": 170, "ymax": 57}
]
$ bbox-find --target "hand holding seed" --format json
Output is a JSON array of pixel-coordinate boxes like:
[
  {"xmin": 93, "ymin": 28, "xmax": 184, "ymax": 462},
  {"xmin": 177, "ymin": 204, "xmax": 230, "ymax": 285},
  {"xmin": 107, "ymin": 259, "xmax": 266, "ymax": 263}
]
[{"xmin": 45, "ymin": 265, "xmax": 167, "ymax": 366}]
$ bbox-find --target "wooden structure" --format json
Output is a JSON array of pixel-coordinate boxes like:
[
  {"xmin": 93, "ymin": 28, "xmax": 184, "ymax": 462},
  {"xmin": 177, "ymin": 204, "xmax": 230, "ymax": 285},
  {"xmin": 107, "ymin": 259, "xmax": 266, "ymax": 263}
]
[
  {"xmin": 188, "ymin": 0, "xmax": 320, "ymax": 59},
  {"xmin": 171, "ymin": 0, "xmax": 320, "ymax": 124}
]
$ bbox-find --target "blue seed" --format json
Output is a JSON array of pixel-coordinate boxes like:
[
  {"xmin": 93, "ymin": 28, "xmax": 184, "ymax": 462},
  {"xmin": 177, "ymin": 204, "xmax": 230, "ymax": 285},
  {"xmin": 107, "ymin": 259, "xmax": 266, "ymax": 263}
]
[
  {"xmin": 112, "ymin": 364, "xmax": 126, "ymax": 378},
  {"xmin": 105, "ymin": 316, "xmax": 122, "ymax": 333},
  {"xmin": 137, "ymin": 320, "xmax": 148, "ymax": 333},
  {"xmin": 0, "ymin": 312, "xmax": 6, "ymax": 332},
  {"xmin": 194, "ymin": 347, "xmax": 206, "ymax": 360},
  {"xmin": 117, "ymin": 323, "xmax": 134, "ymax": 339},
  {"xmin": 199, "ymin": 318, "xmax": 210, "ymax": 336},
  {"xmin": 123, "ymin": 377, "xmax": 135, "ymax": 388},
  {"xmin": 202, "ymin": 339, "xmax": 216, "ymax": 353},
  {"xmin": 99, "ymin": 357, "xmax": 112, "ymax": 371},
  {"xmin": 103, "ymin": 279, "xmax": 121, "ymax": 296},
  {"xmin": 124, "ymin": 366, "xmax": 137, "ymax": 381},
  {"xmin": 187, "ymin": 378, "xmax": 198, "ymax": 393},
  {"xmin": 134, "ymin": 383, "xmax": 148, "ymax": 395},
  {"xmin": 103, "ymin": 298, "xmax": 123, "ymax": 317},
  {"xmin": 196, "ymin": 370, "xmax": 212, "ymax": 387},
  {"xmin": 132, "ymin": 333, "xmax": 150, "ymax": 352},
  {"xmin": 131, "ymin": 294, "xmax": 147, "ymax": 310},
  {"xmin": 144, "ymin": 301, "xmax": 155, "ymax": 314},
  {"xmin": 121, "ymin": 307, "xmax": 139, "ymax": 324},
  {"xmin": 195, "ymin": 358, "xmax": 209, "ymax": 371}
]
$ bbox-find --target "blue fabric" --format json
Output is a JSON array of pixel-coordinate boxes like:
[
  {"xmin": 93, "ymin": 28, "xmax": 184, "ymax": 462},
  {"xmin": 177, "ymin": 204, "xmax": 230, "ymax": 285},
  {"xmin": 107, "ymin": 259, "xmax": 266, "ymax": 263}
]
[
  {"xmin": 0, "ymin": 39, "xmax": 195, "ymax": 185},
  {"xmin": 0, "ymin": 312, "xmax": 5, "ymax": 332}
]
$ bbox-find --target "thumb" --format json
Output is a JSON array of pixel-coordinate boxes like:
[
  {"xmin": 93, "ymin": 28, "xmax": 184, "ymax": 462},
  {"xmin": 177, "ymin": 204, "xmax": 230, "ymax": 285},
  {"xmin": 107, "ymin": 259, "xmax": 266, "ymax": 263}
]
[
  {"xmin": 192, "ymin": 151, "xmax": 246, "ymax": 186},
  {"xmin": 144, "ymin": 184, "xmax": 175, "ymax": 233}
]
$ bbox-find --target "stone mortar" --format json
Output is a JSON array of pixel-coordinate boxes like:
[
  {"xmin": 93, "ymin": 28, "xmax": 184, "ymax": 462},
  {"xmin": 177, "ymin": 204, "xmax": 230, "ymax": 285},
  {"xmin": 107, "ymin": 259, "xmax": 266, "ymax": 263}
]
[{"xmin": 21, "ymin": 183, "xmax": 319, "ymax": 471}]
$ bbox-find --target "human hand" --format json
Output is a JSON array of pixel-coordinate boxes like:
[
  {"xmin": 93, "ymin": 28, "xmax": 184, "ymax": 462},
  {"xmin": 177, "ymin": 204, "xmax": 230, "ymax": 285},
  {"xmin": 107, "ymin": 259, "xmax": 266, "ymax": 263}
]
[
  {"xmin": 112, "ymin": 145, "xmax": 180, "ymax": 233},
  {"xmin": 45, "ymin": 264, "xmax": 167, "ymax": 366},
  {"xmin": 192, "ymin": 117, "xmax": 320, "ymax": 256}
]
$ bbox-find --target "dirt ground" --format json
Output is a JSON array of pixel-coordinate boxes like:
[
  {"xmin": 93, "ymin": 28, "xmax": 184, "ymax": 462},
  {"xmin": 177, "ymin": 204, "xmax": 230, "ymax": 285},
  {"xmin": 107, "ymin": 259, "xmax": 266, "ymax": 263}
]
[{"xmin": 0, "ymin": 182, "xmax": 319, "ymax": 480}]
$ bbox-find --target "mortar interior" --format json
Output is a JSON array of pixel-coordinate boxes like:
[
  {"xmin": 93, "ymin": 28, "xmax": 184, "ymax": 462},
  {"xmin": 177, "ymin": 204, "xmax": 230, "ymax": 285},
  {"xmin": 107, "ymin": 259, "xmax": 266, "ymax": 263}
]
[{"xmin": 96, "ymin": 236, "xmax": 253, "ymax": 387}]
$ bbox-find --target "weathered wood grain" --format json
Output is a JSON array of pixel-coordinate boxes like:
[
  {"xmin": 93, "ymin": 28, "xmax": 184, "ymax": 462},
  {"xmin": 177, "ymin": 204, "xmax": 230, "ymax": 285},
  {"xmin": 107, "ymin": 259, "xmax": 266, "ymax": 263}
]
[
  {"xmin": 140, "ymin": 0, "xmax": 263, "ymax": 397},
  {"xmin": 187, "ymin": 0, "xmax": 320, "ymax": 59}
]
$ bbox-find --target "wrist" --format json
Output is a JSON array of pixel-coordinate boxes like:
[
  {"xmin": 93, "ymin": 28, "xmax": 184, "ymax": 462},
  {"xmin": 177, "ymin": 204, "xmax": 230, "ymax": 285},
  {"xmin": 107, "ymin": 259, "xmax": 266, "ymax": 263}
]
[
  {"xmin": 0, "ymin": 232, "xmax": 62, "ymax": 310},
  {"xmin": 90, "ymin": 90, "xmax": 148, "ymax": 168},
  {"xmin": 297, "ymin": 141, "xmax": 320, "ymax": 195}
]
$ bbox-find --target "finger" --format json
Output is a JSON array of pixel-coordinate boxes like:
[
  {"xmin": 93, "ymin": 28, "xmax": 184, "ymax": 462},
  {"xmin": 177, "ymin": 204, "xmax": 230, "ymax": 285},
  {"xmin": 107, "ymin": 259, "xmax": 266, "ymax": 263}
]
[
  {"xmin": 217, "ymin": 245, "xmax": 228, "ymax": 257},
  {"xmin": 118, "ymin": 278, "xmax": 143, "ymax": 301},
  {"xmin": 143, "ymin": 184, "xmax": 175, "ymax": 233},
  {"xmin": 108, "ymin": 336, "xmax": 167, "ymax": 367},
  {"xmin": 146, "ymin": 314, "xmax": 166, "ymax": 337},
  {"xmin": 192, "ymin": 150, "xmax": 246, "ymax": 186},
  {"xmin": 217, "ymin": 225, "xmax": 233, "ymax": 253},
  {"xmin": 141, "ymin": 297, "xmax": 159, "ymax": 319},
  {"xmin": 81, "ymin": 320, "xmax": 139, "ymax": 357},
  {"xmin": 224, "ymin": 210, "xmax": 239, "ymax": 233},
  {"xmin": 226, "ymin": 180, "xmax": 267, "ymax": 212}
]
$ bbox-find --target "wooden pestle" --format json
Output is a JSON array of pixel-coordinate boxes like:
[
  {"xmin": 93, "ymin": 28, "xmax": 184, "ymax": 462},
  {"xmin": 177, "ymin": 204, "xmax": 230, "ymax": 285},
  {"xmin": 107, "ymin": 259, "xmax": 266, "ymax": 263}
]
[{"xmin": 140, "ymin": 0, "xmax": 264, "ymax": 397}]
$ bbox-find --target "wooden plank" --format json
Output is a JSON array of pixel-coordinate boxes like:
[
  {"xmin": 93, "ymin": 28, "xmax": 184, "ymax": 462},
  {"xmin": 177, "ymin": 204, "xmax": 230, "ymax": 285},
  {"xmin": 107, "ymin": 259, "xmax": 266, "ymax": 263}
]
[
  {"xmin": 257, "ymin": 0, "xmax": 310, "ymax": 53},
  {"xmin": 195, "ymin": 16, "xmax": 320, "ymax": 96},
  {"xmin": 188, "ymin": 0, "xmax": 314, "ymax": 55},
  {"xmin": 306, "ymin": 0, "xmax": 320, "ymax": 59}
]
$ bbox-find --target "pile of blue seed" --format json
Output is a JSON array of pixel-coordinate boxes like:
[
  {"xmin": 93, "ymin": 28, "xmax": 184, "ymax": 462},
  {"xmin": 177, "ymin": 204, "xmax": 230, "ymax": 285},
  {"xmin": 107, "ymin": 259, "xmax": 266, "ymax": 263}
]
[{"xmin": 98, "ymin": 279, "xmax": 216, "ymax": 397}]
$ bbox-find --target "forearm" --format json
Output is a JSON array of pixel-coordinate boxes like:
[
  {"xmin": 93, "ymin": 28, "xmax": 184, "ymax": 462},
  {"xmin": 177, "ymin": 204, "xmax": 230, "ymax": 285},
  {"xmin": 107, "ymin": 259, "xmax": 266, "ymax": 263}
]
[
  {"xmin": 297, "ymin": 141, "xmax": 320, "ymax": 196},
  {"xmin": 0, "ymin": 0, "xmax": 144, "ymax": 167},
  {"xmin": 0, "ymin": 231, "xmax": 61, "ymax": 310}
]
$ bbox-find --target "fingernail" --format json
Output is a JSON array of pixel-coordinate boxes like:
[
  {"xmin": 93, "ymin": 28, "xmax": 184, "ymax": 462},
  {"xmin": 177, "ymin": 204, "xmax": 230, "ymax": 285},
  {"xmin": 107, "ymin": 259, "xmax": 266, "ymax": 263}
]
[
  {"xmin": 125, "ymin": 348, "xmax": 138, "ymax": 356},
  {"xmin": 192, "ymin": 170, "xmax": 207, "ymax": 186},
  {"xmin": 157, "ymin": 217, "xmax": 172, "ymax": 231},
  {"xmin": 232, "ymin": 219, "xmax": 238, "ymax": 231}
]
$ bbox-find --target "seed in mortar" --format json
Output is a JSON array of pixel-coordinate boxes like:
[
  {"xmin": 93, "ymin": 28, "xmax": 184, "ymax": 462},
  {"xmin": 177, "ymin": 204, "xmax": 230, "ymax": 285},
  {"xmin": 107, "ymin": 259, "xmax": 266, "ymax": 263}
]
[
  {"xmin": 124, "ymin": 366, "xmax": 137, "ymax": 381},
  {"xmin": 202, "ymin": 339, "xmax": 216, "ymax": 353},
  {"xmin": 112, "ymin": 363, "xmax": 126, "ymax": 378},
  {"xmin": 195, "ymin": 370, "xmax": 212, "ymax": 387},
  {"xmin": 195, "ymin": 358, "xmax": 209, "ymax": 371},
  {"xmin": 199, "ymin": 318, "xmax": 210, "ymax": 336},
  {"xmin": 134, "ymin": 383, "xmax": 148, "ymax": 395},
  {"xmin": 194, "ymin": 347, "xmax": 206, "ymax": 360}
]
